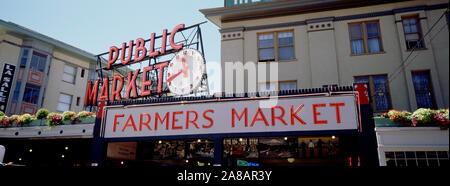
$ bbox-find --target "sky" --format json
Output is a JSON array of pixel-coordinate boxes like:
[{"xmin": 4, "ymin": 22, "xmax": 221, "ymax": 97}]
[{"xmin": 0, "ymin": 0, "xmax": 223, "ymax": 93}]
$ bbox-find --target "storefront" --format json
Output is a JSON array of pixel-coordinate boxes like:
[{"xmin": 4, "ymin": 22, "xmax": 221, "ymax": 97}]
[
  {"xmin": 84, "ymin": 22, "xmax": 378, "ymax": 167},
  {"xmin": 91, "ymin": 90, "xmax": 374, "ymax": 167},
  {"xmin": 0, "ymin": 123, "xmax": 94, "ymax": 166},
  {"xmin": 2, "ymin": 138, "xmax": 92, "ymax": 166}
]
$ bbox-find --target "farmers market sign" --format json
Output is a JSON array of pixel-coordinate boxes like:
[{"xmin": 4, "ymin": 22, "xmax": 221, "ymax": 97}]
[{"xmin": 102, "ymin": 95, "xmax": 359, "ymax": 138}]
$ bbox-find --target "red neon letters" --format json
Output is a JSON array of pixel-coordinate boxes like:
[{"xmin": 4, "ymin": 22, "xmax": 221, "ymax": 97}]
[
  {"xmin": 108, "ymin": 103, "xmax": 347, "ymax": 134},
  {"xmin": 112, "ymin": 110, "xmax": 214, "ymax": 133},
  {"xmin": 106, "ymin": 24, "xmax": 184, "ymax": 70},
  {"xmin": 86, "ymin": 24, "xmax": 185, "ymax": 106}
]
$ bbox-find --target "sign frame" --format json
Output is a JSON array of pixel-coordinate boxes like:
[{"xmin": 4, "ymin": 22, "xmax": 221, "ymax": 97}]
[
  {"xmin": 99, "ymin": 93, "xmax": 360, "ymax": 141},
  {"xmin": 0, "ymin": 63, "xmax": 16, "ymax": 113}
]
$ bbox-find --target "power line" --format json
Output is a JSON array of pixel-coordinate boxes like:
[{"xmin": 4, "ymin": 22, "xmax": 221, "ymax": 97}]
[
  {"xmin": 388, "ymin": 7, "xmax": 449, "ymax": 83},
  {"xmin": 397, "ymin": 22, "xmax": 449, "ymax": 77}
]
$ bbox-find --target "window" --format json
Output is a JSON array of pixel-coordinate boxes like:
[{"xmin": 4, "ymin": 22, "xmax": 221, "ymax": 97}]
[
  {"xmin": 30, "ymin": 51, "xmax": 47, "ymax": 72},
  {"xmin": 412, "ymin": 71, "xmax": 435, "ymax": 109},
  {"xmin": 280, "ymin": 81, "xmax": 297, "ymax": 91},
  {"xmin": 258, "ymin": 34, "xmax": 274, "ymax": 62},
  {"xmin": 20, "ymin": 49, "xmax": 29, "ymax": 67},
  {"xmin": 57, "ymin": 93, "xmax": 72, "ymax": 112},
  {"xmin": 76, "ymin": 97, "xmax": 80, "ymax": 106},
  {"xmin": 12, "ymin": 81, "xmax": 22, "ymax": 101},
  {"xmin": 355, "ymin": 75, "xmax": 391, "ymax": 112},
  {"xmin": 277, "ymin": 32, "xmax": 294, "ymax": 61},
  {"xmin": 402, "ymin": 15, "xmax": 425, "ymax": 50},
  {"xmin": 259, "ymin": 81, "xmax": 297, "ymax": 92},
  {"xmin": 62, "ymin": 64, "xmax": 76, "ymax": 84},
  {"xmin": 22, "ymin": 83, "xmax": 41, "ymax": 104},
  {"xmin": 81, "ymin": 69, "xmax": 85, "ymax": 78},
  {"xmin": 349, "ymin": 21, "xmax": 383, "ymax": 55},
  {"xmin": 259, "ymin": 82, "xmax": 277, "ymax": 92},
  {"xmin": 385, "ymin": 151, "xmax": 449, "ymax": 167},
  {"xmin": 223, "ymin": 136, "xmax": 344, "ymax": 166},
  {"xmin": 258, "ymin": 30, "xmax": 294, "ymax": 62}
]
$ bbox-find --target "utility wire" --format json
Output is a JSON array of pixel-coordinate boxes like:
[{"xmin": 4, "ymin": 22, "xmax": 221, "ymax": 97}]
[
  {"xmin": 388, "ymin": 7, "xmax": 449, "ymax": 82},
  {"xmin": 397, "ymin": 21, "xmax": 449, "ymax": 79}
]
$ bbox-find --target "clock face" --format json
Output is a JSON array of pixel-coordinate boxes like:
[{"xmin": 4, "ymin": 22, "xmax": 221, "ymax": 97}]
[{"xmin": 167, "ymin": 49, "xmax": 205, "ymax": 95}]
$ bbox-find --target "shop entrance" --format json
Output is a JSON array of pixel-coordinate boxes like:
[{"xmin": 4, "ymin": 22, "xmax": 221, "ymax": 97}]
[
  {"xmin": 104, "ymin": 138, "xmax": 214, "ymax": 167},
  {"xmin": 91, "ymin": 90, "xmax": 378, "ymax": 167},
  {"xmin": 223, "ymin": 135, "xmax": 356, "ymax": 166}
]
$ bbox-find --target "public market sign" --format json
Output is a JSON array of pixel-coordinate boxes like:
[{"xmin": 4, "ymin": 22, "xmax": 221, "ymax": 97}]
[
  {"xmin": 102, "ymin": 95, "xmax": 359, "ymax": 138},
  {"xmin": 85, "ymin": 24, "xmax": 205, "ymax": 107}
]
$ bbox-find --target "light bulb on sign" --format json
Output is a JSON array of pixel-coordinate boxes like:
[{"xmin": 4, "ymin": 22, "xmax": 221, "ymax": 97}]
[{"xmin": 167, "ymin": 49, "xmax": 205, "ymax": 95}]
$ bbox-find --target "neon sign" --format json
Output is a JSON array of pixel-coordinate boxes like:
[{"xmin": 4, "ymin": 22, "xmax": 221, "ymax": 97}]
[{"xmin": 84, "ymin": 24, "xmax": 205, "ymax": 107}]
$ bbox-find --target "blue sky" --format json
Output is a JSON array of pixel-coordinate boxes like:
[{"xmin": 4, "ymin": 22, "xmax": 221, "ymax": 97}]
[{"xmin": 0, "ymin": 0, "xmax": 223, "ymax": 92}]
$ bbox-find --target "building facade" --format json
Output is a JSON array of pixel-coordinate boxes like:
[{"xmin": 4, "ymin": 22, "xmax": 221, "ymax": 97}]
[
  {"xmin": 375, "ymin": 125, "xmax": 449, "ymax": 167},
  {"xmin": 0, "ymin": 19, "xmax": 98, "ymax": 115},
  {"xmin": 201, "ymin": 0, "xmax": 449, "ymax": 113}
]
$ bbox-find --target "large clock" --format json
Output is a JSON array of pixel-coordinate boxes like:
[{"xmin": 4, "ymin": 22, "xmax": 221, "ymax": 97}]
[{"xmin": 167, "ymin": 48, "xmax": 205, "ymax": 95}]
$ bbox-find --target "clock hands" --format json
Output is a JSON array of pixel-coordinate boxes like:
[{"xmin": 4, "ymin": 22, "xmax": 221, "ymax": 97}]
[{"xmin": 167, "ymin": 60, "xmax": 189, "ymax": 83}]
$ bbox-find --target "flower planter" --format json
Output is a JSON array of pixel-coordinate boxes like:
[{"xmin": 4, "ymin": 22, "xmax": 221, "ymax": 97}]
[
  {"xmin": 374, "ymin": 117, "xmax": 405, "ymax": 127},
  {"xmin": 29, "ymin": 119, "xmax": 46, "ymax": 127},
  {"xmin": 78, "ymin": 116, "xmax": 95, "ymax": 124},
  {"xmin": 374, "ymin": 117, "xmax": 439, "ymax": 127},
  {"xmin": 62, "ymin": 119, "xmax": 74, "ymax": 125}
]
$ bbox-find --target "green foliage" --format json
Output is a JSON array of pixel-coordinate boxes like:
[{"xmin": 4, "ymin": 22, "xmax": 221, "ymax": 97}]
[
  {"xmin": 77, "ymin": 111, "xmax": 96, "ymax": 118},
  {"xmin": 36, "ymin": 108, "xmax": 49, "ymax": 119},
  {"xmin": 62, "ymin": 111, "xmax": 76, "ymax": 120},
  {"xmin": 0, "ymin": 108, "xmax": 96, "ymax": 128},
  {"xmin": 19, "ymin": 114, "xmax": 33, "ymax": 125},
  {"xmin": 381, "ymin": 108, "xmax": 449, "ymax": 130}
]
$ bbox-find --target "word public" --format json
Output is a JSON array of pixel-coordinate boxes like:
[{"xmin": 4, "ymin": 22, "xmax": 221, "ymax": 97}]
[{"xmin": 84, "ymin": 24, "xmax": 185, "ymax": 107}]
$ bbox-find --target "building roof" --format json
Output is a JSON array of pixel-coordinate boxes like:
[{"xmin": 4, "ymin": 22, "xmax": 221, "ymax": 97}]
[
  {"xmin": 200, "ymin": 0, "xmax": 408, "ymax": 27},
  {"xmin": 0, "ymin": 19, "xmax": 97, "ymax": 62}
]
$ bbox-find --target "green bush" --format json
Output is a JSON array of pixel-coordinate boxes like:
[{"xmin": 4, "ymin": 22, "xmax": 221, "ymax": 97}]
[
  {"xmin": 408, "ymin": 108, "xmax": 437, "ymax": 126},
  {"xmin": 10, "ymin": 115, "xmax": 20, "ymax": 121},
  {"xmin": 62, "ymin": 111, "xmax": 76, "ymax": 120},
  {"xmin": 77, "ymin": 111, "xmax": 96, "ymax": 118},
  {"xmin": 36, "ymin": 108, "xmax": 49, "ymax": 119},
  {"xmin": 0, "ymin": 111, "xmax": 5, "ymax": 117},
  {"xmin": 19, "ymin": 114, "xmax": 33, "ymax": 125}
]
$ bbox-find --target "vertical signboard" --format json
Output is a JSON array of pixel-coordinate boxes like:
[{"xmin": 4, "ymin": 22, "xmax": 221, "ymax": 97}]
[{"xmin": 0, "ymin": 63, "xmax": 16, "ymax": 113}]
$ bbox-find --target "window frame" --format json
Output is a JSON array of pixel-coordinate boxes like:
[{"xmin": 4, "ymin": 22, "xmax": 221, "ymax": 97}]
[
  {"xmin": 279, "ymin": 80, "xmax": 298, "ymax": 91},
  {"xmin": 62, "ymin": 64, "xmax": 77, "ymax": 84},
  {"xmin": 29, "ymin": 51, "xmax": 47, "ymax": 72},
  {"xmin": 20, "ymin": 49, "xmax": 29, "ymax": 68},
  {"xmin": 257, "ymin": 29, "xmax": 296, "ymax": 62},
  {"xmin": 385, "ymin": 151, "xmax": 449, "ymax": 167},
  {"xmin": 348, "ymin": 20, "xmax": 384, "ymax": 55},
  {"xmin": 401, "ymin": 14, "xmax": 426, "ymax": 51},
  {"xmin": 57, "ymin": 93, "xmax": 73, "ymax": 112},
  {"xmin": 354, "ymin": 74, "xmax": 392, "ymax": 112},
  {"xmin": 411, "ymin": 70, "xmax": 436, "ymax": 109},
  {"xmin": 259, "ymin": 80, "xmax": 297, "ymax": 92},
  {"xmin": 22, "ymin": 83, "xmax": 41, "ymax": 105}
]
